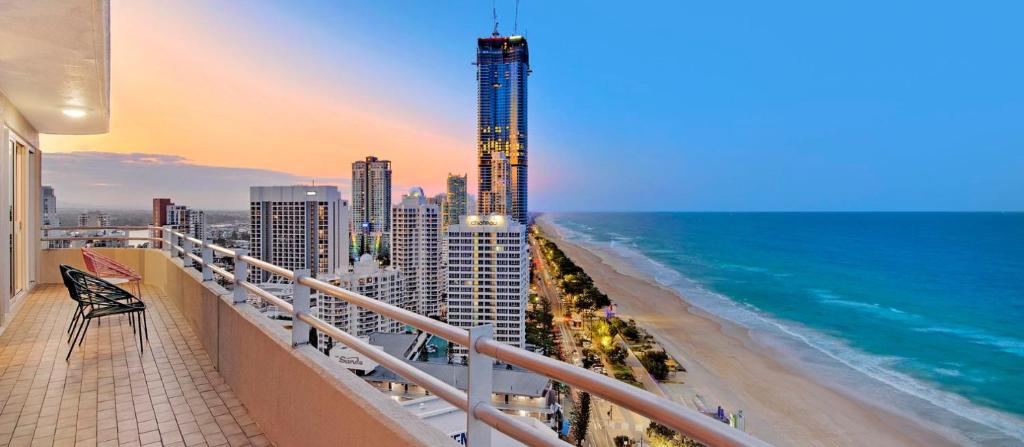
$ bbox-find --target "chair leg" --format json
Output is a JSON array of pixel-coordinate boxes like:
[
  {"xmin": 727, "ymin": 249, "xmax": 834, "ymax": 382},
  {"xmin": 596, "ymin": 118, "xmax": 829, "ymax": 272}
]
[
  {"xmin": 67, "ymin": 308, "xmax": 84, "ymax": 343},
  {"xmin": 67, "ymin": 304, "xmax": 82, "ymax": 334},
  {"xmin": 67, "ymin": 318, "xmax": 91, "ymax": 361},
  {"xmin": 143, "ymin": 309, "xmax": 149, "ymax": 341},
  {"xmin": 138, "ymin": 312, "xmax": 145, "ymax": 355},
  {"xmin": 65, "ymin": 338, "xmax": 75, "ymax": 362},
  {"xmin": 69, "ymin": 311, "xmax": 88, "ymax": 344},
  {"xmin": 77, "ymin": 318, "xmax": 92, "ymax": 347}
]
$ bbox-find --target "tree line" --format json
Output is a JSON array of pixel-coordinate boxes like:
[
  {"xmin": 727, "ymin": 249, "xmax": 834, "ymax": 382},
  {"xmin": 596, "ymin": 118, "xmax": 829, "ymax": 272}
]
[{"xmin": 536, "ymin": 237, "xmax": 611, "ymax": 312}]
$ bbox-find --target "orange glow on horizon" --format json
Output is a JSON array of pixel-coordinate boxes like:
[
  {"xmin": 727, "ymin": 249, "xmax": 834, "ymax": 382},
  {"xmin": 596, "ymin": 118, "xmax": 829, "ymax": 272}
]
[{"xmin": 42, "ymin": 1, "xmax": 474, "ymax": 196}]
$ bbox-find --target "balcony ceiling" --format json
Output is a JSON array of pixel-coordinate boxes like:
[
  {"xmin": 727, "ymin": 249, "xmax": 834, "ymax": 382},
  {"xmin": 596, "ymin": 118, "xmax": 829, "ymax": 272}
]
[{"xmin": 0, "ymin": 0, "xmax": 110, "ymax": 135}]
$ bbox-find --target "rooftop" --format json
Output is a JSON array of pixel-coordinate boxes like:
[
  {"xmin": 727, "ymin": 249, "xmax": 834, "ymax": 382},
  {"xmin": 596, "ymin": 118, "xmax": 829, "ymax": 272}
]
[{"xmin": 363, "ymin": 333, "xmax": 551, "ymax": 398}]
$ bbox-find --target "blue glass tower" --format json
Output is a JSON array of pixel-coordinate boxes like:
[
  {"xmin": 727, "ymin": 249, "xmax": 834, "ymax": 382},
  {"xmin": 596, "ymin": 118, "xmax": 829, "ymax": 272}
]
[{"xmin": 476, "ymin": 35, "xmax": 529, "ymax": 224}]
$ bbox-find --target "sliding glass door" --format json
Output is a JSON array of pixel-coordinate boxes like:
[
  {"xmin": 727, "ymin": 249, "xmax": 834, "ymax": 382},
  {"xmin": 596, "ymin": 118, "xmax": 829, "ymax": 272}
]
[{"xmin": 8, "ymin": 137, "xmax": 28, "ymax": 299}]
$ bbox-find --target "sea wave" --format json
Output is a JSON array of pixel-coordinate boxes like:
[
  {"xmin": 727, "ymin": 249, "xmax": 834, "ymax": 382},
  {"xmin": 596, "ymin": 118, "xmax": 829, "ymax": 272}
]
[
  {"xmin": 914, "ymin": 326, "xmax": 1024, "ymax": 358},
  {"xmin": 812, "ymin": 290, "xmax": 1024, "ymax": 358},
  {"xmin": 810, "ymin": 289, "xmax": 922, "ymax": 322},
  {"xmin": 540, "ymin": 214, "xmax": 1024, "ymax": 445}
]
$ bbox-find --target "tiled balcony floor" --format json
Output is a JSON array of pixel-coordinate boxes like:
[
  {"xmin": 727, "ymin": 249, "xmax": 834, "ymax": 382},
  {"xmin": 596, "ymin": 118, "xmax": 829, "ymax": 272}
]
[{"xmin": 0, "ymin": 285, "xmax": 273, "ymax": 447}]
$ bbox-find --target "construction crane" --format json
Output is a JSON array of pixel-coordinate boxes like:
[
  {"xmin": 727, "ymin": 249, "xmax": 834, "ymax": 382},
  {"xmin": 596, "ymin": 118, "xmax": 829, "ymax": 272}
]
[{"xmin": 492, "ymin": 0, "xmax": 500, "ymax": 36}]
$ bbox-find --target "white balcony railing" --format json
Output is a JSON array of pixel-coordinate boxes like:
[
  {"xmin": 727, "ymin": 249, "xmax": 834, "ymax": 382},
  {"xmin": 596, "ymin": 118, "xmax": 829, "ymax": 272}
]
[{"xmin": 42, "ymin": 225, "xmax": 770, "ymax": 447}]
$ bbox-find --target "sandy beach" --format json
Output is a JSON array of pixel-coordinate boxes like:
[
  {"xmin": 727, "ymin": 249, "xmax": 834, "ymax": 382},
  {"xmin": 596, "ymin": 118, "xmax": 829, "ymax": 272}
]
[{"xmin": 537, "ymin": 217, "xmax": 966, "ymax": 447}]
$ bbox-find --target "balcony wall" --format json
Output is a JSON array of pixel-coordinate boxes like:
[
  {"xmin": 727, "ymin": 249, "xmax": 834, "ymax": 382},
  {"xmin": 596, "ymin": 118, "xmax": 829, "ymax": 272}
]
[{"xmin": 39, "ymin": 247, "xmax": 456, "ymax": 447}]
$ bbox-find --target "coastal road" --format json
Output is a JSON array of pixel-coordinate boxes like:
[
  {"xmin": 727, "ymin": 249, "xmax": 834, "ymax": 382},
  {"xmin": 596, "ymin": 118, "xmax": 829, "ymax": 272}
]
[
  {"xmin": 532, "ymin": 236, "xmax": 609, "ymax": 446},
  {"xmin": 531, "ymin": 234, "xmax": 645, "ymax": 447}
]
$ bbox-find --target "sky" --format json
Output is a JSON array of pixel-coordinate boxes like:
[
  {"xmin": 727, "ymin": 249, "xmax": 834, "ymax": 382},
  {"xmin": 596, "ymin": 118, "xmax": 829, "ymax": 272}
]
[{"xmin": 42, "ymin": 1, "xmax": 1024, "ymax": 211}]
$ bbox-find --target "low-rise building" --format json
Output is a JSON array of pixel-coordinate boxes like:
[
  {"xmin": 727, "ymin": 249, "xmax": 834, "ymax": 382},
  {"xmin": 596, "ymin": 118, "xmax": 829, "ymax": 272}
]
[{"xmin": 315, "ymin": 254, "xmax": 404, "ymax": 348}]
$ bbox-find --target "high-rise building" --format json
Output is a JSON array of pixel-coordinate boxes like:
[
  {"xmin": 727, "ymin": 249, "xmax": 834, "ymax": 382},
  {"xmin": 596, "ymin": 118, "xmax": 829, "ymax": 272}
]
[
  {"xmin": 476, "ymin": 34, "xmax": 529, "ymax": 224},
  {"xmin": 41, "ymin": 186, "xmax": 67, "ymax": 248},
  {"xmin": 443, "ymin": 174, "xmax": 468, "ymax": 232},
  {"xmin": 152, "ymin": 198, "xmax": 172, "ymax": 248},
  {"xmin": 478, "ymin": 153, "xmax": 511, "ymax": 217},
  {"xmin": 41, "ymin": 186, "xmax": 58, "ymax": 227},
  {"xmin": 351, "ymin": 156, "xmax": 392, "ymax": 261},
  {"xmin": 78, "ymin": 211, "xmax": 110, "ymax": 227},
  {"xmin": 165, "ymin": 204, "xmax": 207, "ymax": 240},
  {"xmin": 391, "ymin": 188, "xmax": 442, "ymax": 317},
  {"xmin": 78, "ymin": 211, "xmax": 121, "ymax": 247},
  {"xmin": 249, "ymin": 186, "xmax": 349, "ymax": 282},
  {"xmin": 445, "ymin": 215, "xmax": 529, "ymax": 358},
  {"xmin": 152, "ymin": 198, "xmax": 172, "ymax": 227},
  {"xmin": 316, "ymin": 254, "xmax": 403, "ymax": 347},
  {"xmin": 187, "ymin": 209, "xmax": 207, "ymax": 240}
]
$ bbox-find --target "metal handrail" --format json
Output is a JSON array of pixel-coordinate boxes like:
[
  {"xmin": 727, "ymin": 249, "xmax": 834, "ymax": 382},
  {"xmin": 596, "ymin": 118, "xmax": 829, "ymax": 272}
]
[
  {"xmin": 43, "ymin": 225, "xmax": 152, "ymax": 231},
  {"xmin": 42, "ymin": 225, "xmax": 769, "ymax": 447},
  {"xmin": 41, "ymin": 236, "xmax": 162, "ymax": 242},
  {"xmin": 209, "ymin": 264, "xmax": 234, "ymax": 281},
  {"xmin": 41, "ymin": 226, "xmax": 162, "ymax": 243}
]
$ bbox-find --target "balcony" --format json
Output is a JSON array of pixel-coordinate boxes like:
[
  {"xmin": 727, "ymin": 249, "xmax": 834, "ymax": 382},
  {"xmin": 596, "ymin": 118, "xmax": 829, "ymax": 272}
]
[
  {"xmin": 0, "ymin": 283, "xmax": 271, "ymax": 447},
  {"xmin": 8, "ymin": 245, "xmax": 456, "ymax": 447},
  {"xmin": 5, "ymin": 229, "xmax": 769, "ymax": 447}
]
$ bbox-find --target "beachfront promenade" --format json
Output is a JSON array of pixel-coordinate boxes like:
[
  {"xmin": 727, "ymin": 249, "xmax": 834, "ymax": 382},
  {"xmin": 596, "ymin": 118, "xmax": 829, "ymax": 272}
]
[{"xmin": 530, "ymin": 234, "xmax": 652, "ymax": 447}]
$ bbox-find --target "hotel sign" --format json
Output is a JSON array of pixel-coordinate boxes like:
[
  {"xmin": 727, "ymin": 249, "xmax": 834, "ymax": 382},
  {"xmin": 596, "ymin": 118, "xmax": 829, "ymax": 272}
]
[
  {"xmin": 466, "ymin": 215, "xmax": 505, "ymax": 226},
  {"xmin": 329, "ymin": 342, "xmax": 382, "ymax": 372}
]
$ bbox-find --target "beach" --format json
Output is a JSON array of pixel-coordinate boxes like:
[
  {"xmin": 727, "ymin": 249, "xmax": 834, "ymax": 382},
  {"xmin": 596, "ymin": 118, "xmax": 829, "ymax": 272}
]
[{"xmin": 537, "ymin": 217, "xmax": 967, "ymax": 447}]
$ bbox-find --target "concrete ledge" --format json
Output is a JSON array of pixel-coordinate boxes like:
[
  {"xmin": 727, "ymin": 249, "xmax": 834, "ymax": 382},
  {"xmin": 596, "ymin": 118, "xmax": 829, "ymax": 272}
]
[{"xmin": 39, "ymin": 248, "xmax": 456, "ymax": 447}]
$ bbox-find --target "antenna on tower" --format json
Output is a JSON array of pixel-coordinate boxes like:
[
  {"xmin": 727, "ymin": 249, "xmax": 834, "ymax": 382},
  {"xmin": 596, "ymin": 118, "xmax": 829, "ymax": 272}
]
[
  {"xmin": 514, "ymin": 0, "xmax": 520, "ymax": 35},
  {"xmin": 492, "ymin": 0, "xmax": 500, "ymax": 36}
]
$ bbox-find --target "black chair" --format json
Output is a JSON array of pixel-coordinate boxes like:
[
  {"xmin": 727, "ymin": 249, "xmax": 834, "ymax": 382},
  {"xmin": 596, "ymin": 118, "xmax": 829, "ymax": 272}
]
[
  {"xmin": 61, "ymin": 265, "xmax": 148, "ymax": 361},
  {"xmin": 62, "ymin": 264, "xmax": 145, "ymax": 341}
]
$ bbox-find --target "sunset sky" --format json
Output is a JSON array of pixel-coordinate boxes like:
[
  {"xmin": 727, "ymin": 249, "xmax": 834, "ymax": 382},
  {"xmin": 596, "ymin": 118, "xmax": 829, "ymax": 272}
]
[{"xmin": 43, "ymin": 1, "xmax": 1023, "ymax": 211}]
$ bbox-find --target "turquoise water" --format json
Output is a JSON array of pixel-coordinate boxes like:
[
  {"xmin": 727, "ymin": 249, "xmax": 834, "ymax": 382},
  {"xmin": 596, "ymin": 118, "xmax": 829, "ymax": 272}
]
[{"xmin": 544, "ymin": 212, "xmax": 1024, "ymax": 445}]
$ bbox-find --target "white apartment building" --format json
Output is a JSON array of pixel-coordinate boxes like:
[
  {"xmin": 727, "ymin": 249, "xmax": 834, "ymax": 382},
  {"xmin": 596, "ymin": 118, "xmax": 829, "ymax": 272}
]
[
  {"xmin": 249, "ymin": 186, "xmax": 349, "ymax": 282},
  {"xmin": 391, "ymin": 188, "xmax": 442, "ymax": 317},
  {"xmin": 316, "ymin": 254, "xmax": 404, "ymax": 347},
  {"xmin": 446, "ymin": 215, "xmax": 529, "ymax": 358},
  {"xmin": 166, "ymin": 204, "xmax": 207, "ymax": 240},
  {"xmin": 77, "ymin": 211, "xmax": 110, "ymax": 227},
  {"xmin": 76, "ymin": 211, "xmax": 123, "ymax": 248},
  {"xmin": 351, "ymin": 156, "xmax": 392, "ymax": 261}
]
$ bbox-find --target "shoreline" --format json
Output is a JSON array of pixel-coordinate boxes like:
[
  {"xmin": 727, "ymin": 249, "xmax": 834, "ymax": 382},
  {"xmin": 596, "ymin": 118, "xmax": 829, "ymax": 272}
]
[{"xmin": 536, "ymin": 217, "xmax": 966, "ymax": 447}]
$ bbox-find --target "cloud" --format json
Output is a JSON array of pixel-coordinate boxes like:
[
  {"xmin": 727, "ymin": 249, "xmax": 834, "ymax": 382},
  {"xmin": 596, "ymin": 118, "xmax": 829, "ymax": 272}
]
[{"xmin": 43, "ymin": 151, "xmax": 350, "ymax": 210}]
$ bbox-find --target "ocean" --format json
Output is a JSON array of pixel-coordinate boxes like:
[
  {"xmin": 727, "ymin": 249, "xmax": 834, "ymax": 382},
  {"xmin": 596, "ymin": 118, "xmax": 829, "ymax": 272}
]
[{"xmin": 542, "ymin": 212, "xmax": 1024, "ymax": 446}]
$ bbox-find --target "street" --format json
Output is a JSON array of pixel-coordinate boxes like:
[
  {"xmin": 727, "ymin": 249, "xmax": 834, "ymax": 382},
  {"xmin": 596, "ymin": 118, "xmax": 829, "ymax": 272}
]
[{"xmin": 530, "ymin": 234, "xmax": 649, "ymax": 447}]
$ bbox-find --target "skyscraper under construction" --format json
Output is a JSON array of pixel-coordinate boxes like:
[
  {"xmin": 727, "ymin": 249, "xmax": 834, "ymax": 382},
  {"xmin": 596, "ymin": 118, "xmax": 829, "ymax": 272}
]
[{"xmin": 476, "ymin": 34, "xmax": 529, "ymax": 224}]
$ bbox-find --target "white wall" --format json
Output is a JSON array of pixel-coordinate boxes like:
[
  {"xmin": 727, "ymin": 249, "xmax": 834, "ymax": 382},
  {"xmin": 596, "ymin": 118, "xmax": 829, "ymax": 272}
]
[{"xmin": 0, "ymin": 91, "xmax": 40, "ymax": 328}]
